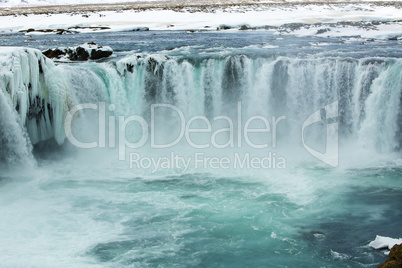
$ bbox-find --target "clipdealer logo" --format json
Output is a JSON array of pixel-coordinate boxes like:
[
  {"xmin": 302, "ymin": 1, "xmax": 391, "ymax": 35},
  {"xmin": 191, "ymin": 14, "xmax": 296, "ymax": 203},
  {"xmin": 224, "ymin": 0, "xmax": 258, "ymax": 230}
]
[
  {"xmin": 64, "ymin": 101, "xmax": 339, "ymax": 171},
  {"xmin": 302, "ymin": 101, "xmax": 339, "ymax": 167}
]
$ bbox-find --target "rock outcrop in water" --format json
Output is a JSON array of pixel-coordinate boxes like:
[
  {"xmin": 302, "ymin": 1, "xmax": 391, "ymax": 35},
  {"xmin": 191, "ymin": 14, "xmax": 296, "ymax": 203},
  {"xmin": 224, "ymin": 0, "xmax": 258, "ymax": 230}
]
[
  {"xmin": 378, "ymin": 244, "xmax": 402, "ymax": 268},
  {"xmin": 130, "ymin": 27, "xmax": 149, "ymax": 31},
  {"xmin": 43, "ymin": 42, "xmax": 113, "ymax": 61}
]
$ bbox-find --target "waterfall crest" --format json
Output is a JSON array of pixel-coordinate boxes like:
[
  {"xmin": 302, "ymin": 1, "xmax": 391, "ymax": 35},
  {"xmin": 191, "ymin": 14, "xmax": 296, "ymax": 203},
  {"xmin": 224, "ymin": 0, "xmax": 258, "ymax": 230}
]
[{"xmin": 0, "ymin": 48, "xmax": 401, "ymax": 164}]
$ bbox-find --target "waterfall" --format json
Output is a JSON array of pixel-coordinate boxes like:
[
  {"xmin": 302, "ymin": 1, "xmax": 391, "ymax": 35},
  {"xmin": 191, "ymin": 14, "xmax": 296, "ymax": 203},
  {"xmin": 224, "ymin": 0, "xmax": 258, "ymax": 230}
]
[
  {"xmin": 0, "ymin": 48, "xmax": 72, "ymax": 164},
  {"xmin": 0, "ymin": 47, "xmax": 401, "ymax": 164}
]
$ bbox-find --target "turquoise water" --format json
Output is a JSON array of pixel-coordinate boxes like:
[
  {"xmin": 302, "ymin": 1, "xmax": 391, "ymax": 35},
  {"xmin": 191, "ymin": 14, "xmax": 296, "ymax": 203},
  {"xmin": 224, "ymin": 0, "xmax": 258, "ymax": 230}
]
[{"xmin": 1, "ymin": 157, "xmax": 401, "ymax": 267}]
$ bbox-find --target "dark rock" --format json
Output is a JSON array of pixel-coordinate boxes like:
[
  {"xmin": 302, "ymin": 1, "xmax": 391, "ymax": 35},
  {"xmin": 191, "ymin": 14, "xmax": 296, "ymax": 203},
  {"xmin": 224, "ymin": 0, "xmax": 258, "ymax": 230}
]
[
  {"xmin": 281, "ymin": 23, "xmax": 305, "ymax": 31},
  {"xmin": 36, "ymin": 29, "xmax": 54, "ymax": 33},
  {"xmin": 217, "ymin": 25, "xmax": 232, "ymax": 30},
  {"xmin": 131, "ymin": 27, "xmax": 149, "ymax": 31},
  {"xmin": 257, "ymin": 25, "xmax": 278, "ymax": 30},
  {"xmin": 90, "ymin": 47, "xmax": 113, "ymax": 60},
  {"xmin": 338, "ymin": 21, "xmax": 360, "ymax": 27},
  {"xmin": 38, "ymin": 60, "xmax": 43, "ymax": 74},
  {"xmin": 20, "ymin": 28, "xmax": 79, "ymax": 34},
  {"xmin": 239, "ymin": 25, "xmax": 249, "ymax": 30},
  {"xmin": 126, "ymin": 64, "xmax": 134, "ymax": 73},
  {"xmin": 68, "ymin": 26, "xmax": 110, "ymax": 31},
  {"xmin": 378, "ymin": 244, "xmax": 402, "ymax": 268},
  {"xmin": 73, "ymin": 47, "xmax": 90, "ymax": 61},
  {"xmin": 239, "ymin": 25, "xmax": 256, "ymax": 30},
  {"xmin": 43, "ymin": 48, "xmax": 66, "ymax": 59},
  {"xmin": 316, "ymin": 28, "xmax": 331, "ymax": 35},
  {"xmin": 43, "ymin": 43, "xmax": 113, "ymax": 61},
  {"xmin": 144, "ymin": 57, "xmax": 165, "ymax": 102},
  {"xmin": 26, "ymin": 95, "xmax": 53, "ymax": 124},
  {"xmin": 388, "ymin": 36, "xmax": 400, "ymax": 41},
  {"xmin": 55, "ymin": 28, "xmax": 75, "ymax": 35}
]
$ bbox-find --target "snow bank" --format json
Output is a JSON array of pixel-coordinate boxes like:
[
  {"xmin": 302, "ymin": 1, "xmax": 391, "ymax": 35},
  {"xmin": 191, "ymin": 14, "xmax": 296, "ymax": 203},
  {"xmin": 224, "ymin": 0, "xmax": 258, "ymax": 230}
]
[
  {"xmin": 369, "ymin": 235, "xmax": 402, "ymax": 250},
  {"xmin": 0, "ymin": 0, "xmax": 165, "ymax": 7},
  {"xmin": 0, "ymin": 0, "xmax": 396, "ymax": 8},
  {"xmin": 0, "ymin": 3, "xmax": 401, "ymax": 39}
]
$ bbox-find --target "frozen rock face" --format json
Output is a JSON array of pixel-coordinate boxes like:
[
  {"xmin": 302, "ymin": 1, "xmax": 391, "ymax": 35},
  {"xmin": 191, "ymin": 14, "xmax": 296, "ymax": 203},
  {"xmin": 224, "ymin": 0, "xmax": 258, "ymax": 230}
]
[
  {"xmin": 0, "ymin": 47, "xmax": 73, "ymax": 164},
  {"xmin": 43, "ymin": 42, "xmax": 113, "ymax": 61}
]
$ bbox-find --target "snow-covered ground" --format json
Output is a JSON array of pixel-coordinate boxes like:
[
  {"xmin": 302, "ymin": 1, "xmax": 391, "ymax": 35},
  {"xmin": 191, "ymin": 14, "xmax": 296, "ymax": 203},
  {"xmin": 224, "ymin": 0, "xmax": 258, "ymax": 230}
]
[
  {"xmin": 0, "ymin": 2, "xmax": 401, "ymax": 39},
  {"xmin": 369, "ymin": 235, "xmax": 402, "ymax": 255},
  {"xmin": 0, "ymin": 0, "xmax": 164, "ymax": 7},
  {"xmin": 0, "ymin": 0, "xmax": 397, "ymax": 7}
]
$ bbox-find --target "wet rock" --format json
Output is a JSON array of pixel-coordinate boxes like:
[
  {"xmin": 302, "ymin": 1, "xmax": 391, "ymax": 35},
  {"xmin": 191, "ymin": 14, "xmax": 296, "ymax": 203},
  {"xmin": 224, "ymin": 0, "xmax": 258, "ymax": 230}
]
[
  {"xmin": 316, "ymin": 28, "xmax": 331, "ymax": 35},
  {"xmin": 257, "ymin": 25, "xmax": 277, "ymax": 30},
  {"xmin": 378, "ymin": 244, "xmax": 402, "ymax": 268},
  {"xmin": 70, "ymin": 46, "xmax": 89, "ymax": 61},
  {"xmin": 43, "ymin": 43, "xmax": 113, "ymax": 61},
  {"xmin": 281, "ymin": 23, "xmax": 305, "ymax": 31},
  {"xmin": 239, "ymin": 25, "xmax": 256, "ymax": 30},
  {"xmin": 43, "ymin": 47, "xmax": 67, "ymax": 59},
  {"xmin": 90, "ymin": 46, "xmax": 113, "ymax": 60},
  {"xmin": 20, "ymin": 28, "xmax": 77, "ymax": 34},
  {"xmin": 388, "ymin": 36, "xmax": 401, "ymax": 41},
  {"xmin": 131, "ymin": 27, "xmax": 149, "ymax": 31},
  {"xmin": 68, "ymin": 26, "xmax": 111, "ymax": 31},
  {"xmin": 126, "ymin": 64, "xmax": 134, "ymax": 73},
  {"xmin": 37, "ymin": 29, "xmax": 57, "ymax": 33},
  {"xmin": 217, "ymin": 24, "xmax": 232, "ymax": 30}
]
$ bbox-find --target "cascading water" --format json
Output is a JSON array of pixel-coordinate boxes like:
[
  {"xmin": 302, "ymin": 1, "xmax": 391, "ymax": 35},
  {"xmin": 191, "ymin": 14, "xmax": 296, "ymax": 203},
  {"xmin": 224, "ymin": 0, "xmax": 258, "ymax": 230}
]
[{"xmin": 1, "ymin": 48, "xmax": 401, "ymax": 164}]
